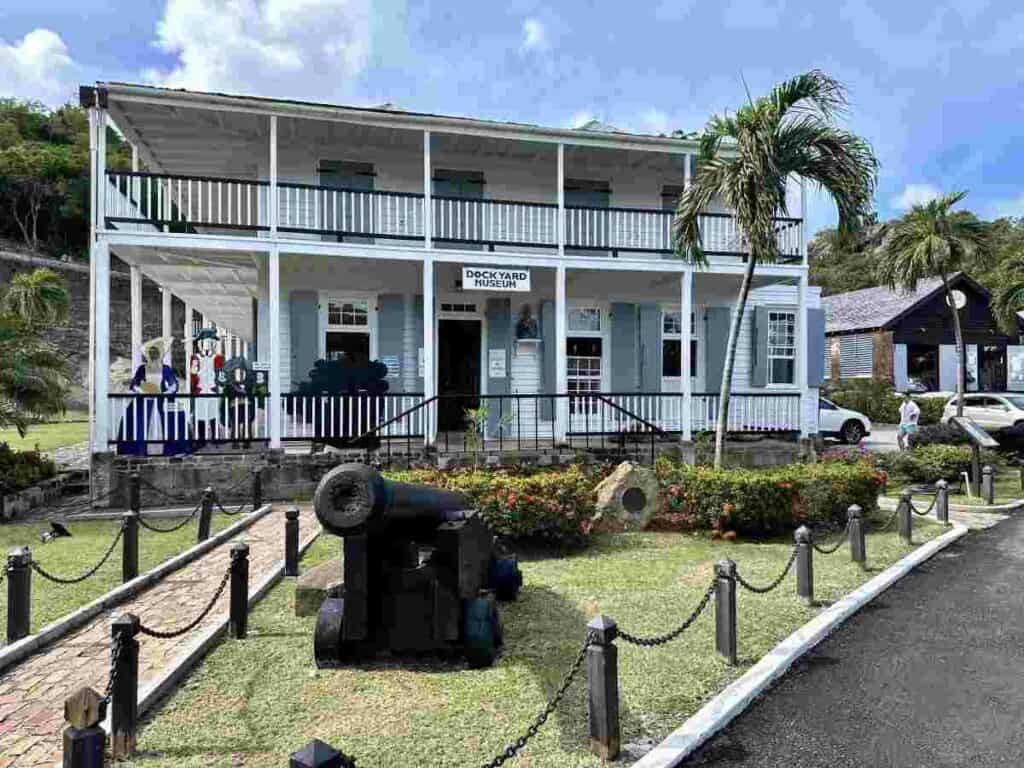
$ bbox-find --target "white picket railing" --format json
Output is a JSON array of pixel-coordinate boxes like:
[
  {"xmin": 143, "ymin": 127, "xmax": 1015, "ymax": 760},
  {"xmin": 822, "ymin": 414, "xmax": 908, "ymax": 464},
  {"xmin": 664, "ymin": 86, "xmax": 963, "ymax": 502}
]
[
  {"xmin": 432, "ymin": 196, "xmax": 558, "ymax": 247},
  {"xmin": 109, "ymin": 395, "xmax": 271, "ymax": 448},
  {"xmin": 277, "ymin": 184, "xmax": 425, "ymax": 240},
  {"xmin": 280, "ymin": 393, "xmax": 426, "ymax": 440},
  {"xmin": 691, "ymin": 393, "xmax": 801, "ymax": 432}
]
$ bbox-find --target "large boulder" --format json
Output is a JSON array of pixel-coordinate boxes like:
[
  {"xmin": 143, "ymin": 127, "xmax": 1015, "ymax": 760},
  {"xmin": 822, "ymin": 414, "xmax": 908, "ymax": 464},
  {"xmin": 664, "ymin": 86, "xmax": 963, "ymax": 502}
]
[
  {"xmin": 294, "ymin": 557, "xmax": 343, "ymax": 617},
  {"xmin": 591, "ymin": 461, "xmax": 659, "ymax": 532}
]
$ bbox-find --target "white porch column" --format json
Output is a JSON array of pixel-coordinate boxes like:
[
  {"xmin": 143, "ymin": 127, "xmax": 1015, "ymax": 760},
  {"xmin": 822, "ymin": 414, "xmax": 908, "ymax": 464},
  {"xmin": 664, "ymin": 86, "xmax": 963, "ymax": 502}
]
[
  {"xmin": 681, "ymin": 269, "xmax": 693, "ymax": 442},
  {"xmin": 268, "ymin": 246, "xmax": 282, "ymax": 449},
  {"xmin": 130, "ymin": 265, "xmax": 143, "ymax": 357},
  {"xmin": 96, "ymin": 109, "xmax": 107, "ymax": 232},
  {"xmin": 87, "ymin": 108, "xmax": 98, "ymax": 452},
  {"xmin": 161, "ymin": 287, "xmax": 172, "ymax": 339},
  {"xmin": 797, "ymin": 269, "xmax": 810, "ymax": 438},
  {"xmin": 92, "ymin": 239, "xmax": 110, "ymax": 453},
  {"xmin": 269, "ymin": 116, "xmax": 278, "ymax": 236},
  {"xmin": 557, "ymin": 143, "xmax": 565, "ymax": 256},
  {"xmin": 131, "ymin": 144, "xmax": 140, "ymax": 206},
  {"xmin": 183, "ymin": 302, "xmax": 193, "ymax": 393},
  {"xmin": 423, "ymin": 131, "xmax": 432, "ymax": 249},
  {"xmin": 554, "ymin": 263, "xmax": 568, "ymax": 443},
  {"xmin": 423, "ymin": 255, "xmax": 436, "ymax": 445}
]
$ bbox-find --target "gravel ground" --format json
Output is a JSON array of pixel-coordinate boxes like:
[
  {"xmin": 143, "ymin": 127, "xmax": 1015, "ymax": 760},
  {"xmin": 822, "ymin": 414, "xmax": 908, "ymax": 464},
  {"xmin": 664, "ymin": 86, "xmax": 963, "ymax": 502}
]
[{"xmin": 684, "ymin": 515, "xmax": 1024, "ymax": 767}]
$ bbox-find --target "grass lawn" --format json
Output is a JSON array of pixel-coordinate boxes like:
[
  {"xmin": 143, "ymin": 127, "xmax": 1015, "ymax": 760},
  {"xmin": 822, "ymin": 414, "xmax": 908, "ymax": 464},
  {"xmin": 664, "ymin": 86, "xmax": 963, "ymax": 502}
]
[
  {"xmin": 0, "ymin": 512, "xmax": 237, "ymax": 637},
  {"xmin": 131, "ymin": 514, "xmax": 943, "ymax": 767},
  {"xmin": 0, "ymin": 417, "xmax": 89, "ymax": 453},
  {"xmin": 885, "ymin": 470, "xmax": 1024, "ymax": 506}
]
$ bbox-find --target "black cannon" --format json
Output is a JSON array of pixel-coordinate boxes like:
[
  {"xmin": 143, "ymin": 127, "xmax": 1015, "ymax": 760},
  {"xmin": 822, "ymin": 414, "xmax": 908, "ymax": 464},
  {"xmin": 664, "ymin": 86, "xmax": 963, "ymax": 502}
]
[{"xmin": 313, "ymin": 464, "xmax": 523, "ymax": 668}]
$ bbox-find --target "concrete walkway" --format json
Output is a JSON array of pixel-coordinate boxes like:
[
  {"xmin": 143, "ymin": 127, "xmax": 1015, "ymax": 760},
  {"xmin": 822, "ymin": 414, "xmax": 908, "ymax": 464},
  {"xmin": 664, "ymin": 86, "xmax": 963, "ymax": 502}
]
[
  {"xmin": 683, "ymin": 513, "xmax": 1024, "ymax": 767},
  {"xmin": 0, "ymin": 504, "xmax": 318, "ymax": 767}
]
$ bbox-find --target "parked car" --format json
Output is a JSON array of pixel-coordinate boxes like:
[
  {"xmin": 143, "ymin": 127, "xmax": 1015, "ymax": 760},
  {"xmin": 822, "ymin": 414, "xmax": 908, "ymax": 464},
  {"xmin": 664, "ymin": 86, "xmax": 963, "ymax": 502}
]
[
  {"xmin": 940, "ymin": 393, "xmax": 1024, "ymax": 433},
  {"xmin": 819, "ymin": 398, "xmax": 872, "ymax": 444}
]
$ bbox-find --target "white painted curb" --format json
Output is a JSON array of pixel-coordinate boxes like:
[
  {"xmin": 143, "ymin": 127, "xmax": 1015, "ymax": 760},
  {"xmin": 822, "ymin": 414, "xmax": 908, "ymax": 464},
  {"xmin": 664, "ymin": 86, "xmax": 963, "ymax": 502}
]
[
  {"xmin": 0, "ymin": 504, "xmax": 274, "ymax": 674},
  {"xmin": 633, "ymin": 522, "xmax": 969, "ymax": 768},
  {"xmin": 878, "ymin": 495, "xmax": 1024, "ymax": 513}
]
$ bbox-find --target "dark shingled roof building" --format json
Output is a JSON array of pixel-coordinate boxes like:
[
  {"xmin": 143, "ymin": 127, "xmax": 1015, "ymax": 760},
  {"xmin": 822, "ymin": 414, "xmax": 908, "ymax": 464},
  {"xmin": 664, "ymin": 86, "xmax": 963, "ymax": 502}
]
[{"xmin": 822, "ymin": 273, "xmax": 1024, "ymax": 393}]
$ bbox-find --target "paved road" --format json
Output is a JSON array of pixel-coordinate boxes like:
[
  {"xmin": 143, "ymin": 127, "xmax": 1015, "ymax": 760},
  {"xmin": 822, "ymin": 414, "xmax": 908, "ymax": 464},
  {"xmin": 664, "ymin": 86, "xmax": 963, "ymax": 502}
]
[
  {"xmin": 823, "ymin": 424, "xmax": 900, "ymax": 454},
  {"xmin": 684, "ymin": 513, "xmax": 1024, "ymax": 768},
  {"xmin": 0, "ymin": 504, "xmax": 318, "ymax": 767}
]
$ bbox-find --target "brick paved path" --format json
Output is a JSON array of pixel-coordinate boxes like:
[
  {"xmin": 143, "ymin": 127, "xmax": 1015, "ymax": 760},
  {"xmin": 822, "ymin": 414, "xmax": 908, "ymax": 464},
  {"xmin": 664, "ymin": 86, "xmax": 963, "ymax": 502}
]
[{"xmin": 0, "ymin": 504, "xmax": 318, "ymax": 767}]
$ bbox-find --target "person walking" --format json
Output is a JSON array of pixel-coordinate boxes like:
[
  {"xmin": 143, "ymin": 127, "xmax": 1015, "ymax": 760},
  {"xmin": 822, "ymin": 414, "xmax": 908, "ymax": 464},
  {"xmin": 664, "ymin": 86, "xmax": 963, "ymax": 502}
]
[{"xmin": 898, "ymin": 392, "xmax": 921, "ymax": 450}]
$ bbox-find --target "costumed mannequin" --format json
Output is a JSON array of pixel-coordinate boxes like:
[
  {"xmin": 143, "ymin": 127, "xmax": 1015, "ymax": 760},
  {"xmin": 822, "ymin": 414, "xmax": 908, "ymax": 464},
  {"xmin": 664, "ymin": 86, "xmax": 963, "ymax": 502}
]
[
  {"xmin": 219, "ymin": 356, "xmax": 256, "ymax": 447},
  {"xmin": 190, "ymin": 327, "xmax": 224, "ymax": 446},
  {"xmin": 118, "ymin": 339, "xmax": 179, "ymax": 456}
]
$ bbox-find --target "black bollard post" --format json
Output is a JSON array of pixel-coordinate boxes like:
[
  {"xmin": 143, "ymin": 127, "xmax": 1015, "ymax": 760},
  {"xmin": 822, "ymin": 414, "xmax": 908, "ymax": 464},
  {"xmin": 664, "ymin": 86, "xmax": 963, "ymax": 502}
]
[
  {"xmin": 935, "ymin": 479, "xmax": 950, "ymax": 526},
  {"xmin": 585, "ymin": 614, "xmax": 620, "ymax": 761},
  {"xmin": 62, "ymin": 686, "xmax": 107, "ymax": 768},
  {"xmin": 982, "ymin": 465, "xmax": 994, "ymax": 506},
  {"xmin": 110, "ymin": 613, "xmax": 140, "ymax": 761},
  {"xmin": 252, "ymin": 467, "xmax": 263, "ymax": 511},
  {"xmin": 197, "ymin": 487, "xmax": 214, "ymax": 543},
  {"xmin": 6, "ymin": 546, "xmax": 31, "ymax": 644},
  {"xmin": 848, "ymin": 505, "xmax": 866, "ymax": 567},
  {"xmin": 229, "ymin": 542, "xmax": 249, "ymax": 639},
  {"xmin": 289, "ymin": 738, "xmax": 356, "ymax": 768},
  {"xmin": 129, "ymin": 471, "xmax": 141, "ymax": 515},
  {"xmin": 795, "ymin": 526, "xmax": 813, "ymax": 606},
  {"xmin": 714, "ymin": 559, "xmax": 737, "ymax": 665},
  {"xmin": 122, "ymin": 511, "xmax": 138, "ymax": 583},
  {"xmin": 898, "ymin": 490, "xmax": 913, "ymax": 545},
  {"xmin": 285, "ymin": 506, "xmax": 300, "ymax": 577}
]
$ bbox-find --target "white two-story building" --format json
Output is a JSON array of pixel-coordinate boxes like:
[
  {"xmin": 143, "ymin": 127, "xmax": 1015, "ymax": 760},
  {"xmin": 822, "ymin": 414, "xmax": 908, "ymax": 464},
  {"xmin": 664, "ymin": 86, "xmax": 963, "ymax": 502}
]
[{"xmin": 81, "ymin": 82, "xmax": 825, "ymax": 469}]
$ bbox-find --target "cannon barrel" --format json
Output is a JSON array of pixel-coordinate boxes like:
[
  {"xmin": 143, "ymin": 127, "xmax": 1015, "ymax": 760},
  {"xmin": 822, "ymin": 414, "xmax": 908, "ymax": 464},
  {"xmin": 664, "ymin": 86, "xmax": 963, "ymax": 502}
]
[{"xmin": 314, "ymin": 463, "xmax": 472, "ymax": 535}]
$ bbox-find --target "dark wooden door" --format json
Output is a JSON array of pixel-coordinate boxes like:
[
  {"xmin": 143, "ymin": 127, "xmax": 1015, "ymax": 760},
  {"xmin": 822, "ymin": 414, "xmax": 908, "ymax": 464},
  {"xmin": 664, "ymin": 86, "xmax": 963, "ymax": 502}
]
[{"xmin": 438, "ymin": 319, "xmax": 481, "ymax": 431}]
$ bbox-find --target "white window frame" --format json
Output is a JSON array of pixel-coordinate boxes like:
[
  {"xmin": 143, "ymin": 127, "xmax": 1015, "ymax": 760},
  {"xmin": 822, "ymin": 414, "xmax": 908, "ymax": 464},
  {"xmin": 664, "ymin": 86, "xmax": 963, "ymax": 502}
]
[
  {"xmin": 566, "ymin": 301, "xmax": 609, "ymax": 404},
  {"xmin": 318, "ymin": 291, "xmax": 378, "ymax": 362},
  {"xmin": 661, "ymin": 307, "xmax": 700, "ymax": 382},
  {"xmin": 766, "ymin": 309, "xmax": 797, "ymax": 387}
]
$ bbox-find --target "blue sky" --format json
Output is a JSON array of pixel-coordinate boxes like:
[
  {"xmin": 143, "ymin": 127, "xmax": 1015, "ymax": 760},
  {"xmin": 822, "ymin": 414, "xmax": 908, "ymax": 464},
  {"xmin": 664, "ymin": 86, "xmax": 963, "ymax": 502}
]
[{"xmin": 2, "ymin": 0, "xmax": 1023, "ymax": 237}]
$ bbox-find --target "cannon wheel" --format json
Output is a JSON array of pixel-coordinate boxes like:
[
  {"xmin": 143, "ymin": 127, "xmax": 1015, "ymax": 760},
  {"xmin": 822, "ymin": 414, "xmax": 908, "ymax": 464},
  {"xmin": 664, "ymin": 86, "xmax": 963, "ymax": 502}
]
[
  {"xmin": 314, "ymin": 597, "xmax": 348, "ymax": 668},
  {"xmin": 489, "ymin": 555, "xmax": 523, "ymax": 602},
  {"xmin": 463, "ymin": 595, "xmax": 499, "ymax": 668}
]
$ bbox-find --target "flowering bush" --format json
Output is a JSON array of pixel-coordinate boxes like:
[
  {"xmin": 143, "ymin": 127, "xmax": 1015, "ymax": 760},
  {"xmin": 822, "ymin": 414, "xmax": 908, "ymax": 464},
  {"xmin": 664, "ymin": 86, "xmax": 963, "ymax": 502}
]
[
  {"xmin": 386, "ymin": 464, "xmax": 606, "ymax": 547},
  {"xmin": 0, "ymin": 443, "xmax": 57, "ymax": 493},
  {"xmin": 652, "ymin": 458, "xmax": 884, "ymax": 536}
]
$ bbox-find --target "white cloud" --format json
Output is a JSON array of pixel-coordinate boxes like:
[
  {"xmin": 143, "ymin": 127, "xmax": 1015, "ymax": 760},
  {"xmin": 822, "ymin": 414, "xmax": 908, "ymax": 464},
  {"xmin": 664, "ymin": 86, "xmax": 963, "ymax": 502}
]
[
  {"xmin": 144, "ymin": 0, "xmax": 371, "ymax": 100},
  {"xmin": 891, "ymin": 183, "xmax": 941, "ymax": 210},
  {"xmin": 638, "ymin": 108, "xmax": 670, "ymax": 135},
  {"xmin": 567, "ymin": 110, "xmax": 596, "ymax": 129},
  {"xmin": 521, "ymin": 18, "xmax": 549, "ymax": 52},
  {"xmin": 0, "ymin": 28, "xmax": 77, "ymax": 106}
]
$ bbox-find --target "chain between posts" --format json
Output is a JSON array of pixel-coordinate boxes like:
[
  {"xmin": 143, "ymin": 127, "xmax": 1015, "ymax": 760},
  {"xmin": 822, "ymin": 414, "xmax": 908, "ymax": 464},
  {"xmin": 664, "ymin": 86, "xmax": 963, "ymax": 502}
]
[
  {"xmin": 137, "ymin": 567, "xmax": 231, "ymax": 639},
  {"xmin": 213, "ymin": 496, "xmax": 247, "ymax": 517},
  {"xmin": 482, "ymin": 632, "xmax": 596, "ymax": 768},
  {"xmin": 908, "ymin": 494, "xmax": 937, "ymax": 517},
  {"xmin": 104, "ymin": 631, "xmax": 124, "ymax": 702},
  {"xmin": 812, "ymin": 520, "xmax": 851, "ymax": 555},
  {"xmin": 135, "ymin": 499, "xmax": 202, "ymax": 533},
  {"xmin": 875, "ymin": 504, "xmax": 901, "ymax": 532},
  {"xmin": 30, "ymin": 521, "xmax": 125, "ymax": 585},
  {"xmin": 735, "ymin": 544, "xmax": 798, "ymax": 594},
  {"xmin": 618, "ymin": 580, "xmax": 717, "ymax": 647}
]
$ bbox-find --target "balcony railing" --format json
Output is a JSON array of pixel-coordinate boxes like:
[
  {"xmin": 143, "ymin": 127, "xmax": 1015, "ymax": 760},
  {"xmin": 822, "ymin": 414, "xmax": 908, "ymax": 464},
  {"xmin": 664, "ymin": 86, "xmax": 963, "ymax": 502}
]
[{"xmin": 104, "ymin": 171, "xmax": 802, "ymax": 258}]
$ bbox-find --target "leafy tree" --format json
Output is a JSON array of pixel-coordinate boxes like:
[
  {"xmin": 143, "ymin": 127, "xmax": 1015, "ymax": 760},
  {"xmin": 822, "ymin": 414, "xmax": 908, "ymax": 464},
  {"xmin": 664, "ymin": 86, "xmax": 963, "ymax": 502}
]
[
  {"xmin": 673, "ymin": 70, "xmax": 878, "ymax": 468},
  {"xmin": 0, "ymin": 268, "xmax": 70, "ymax": 436},
  {"xmin": 991, "ymin": 250, "xmax": 1024, "ymax": 336},
  {"xmin": 875, "ymin": 191, "xmax": 993, "ymax": 416}
]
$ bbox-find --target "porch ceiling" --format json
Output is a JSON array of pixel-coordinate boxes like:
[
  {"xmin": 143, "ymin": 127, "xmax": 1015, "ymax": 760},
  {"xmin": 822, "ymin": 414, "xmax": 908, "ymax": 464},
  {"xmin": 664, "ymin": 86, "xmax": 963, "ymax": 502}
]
[{"xmin": 111, "ymin": 245, "xmax": 259, "ymax": 339}]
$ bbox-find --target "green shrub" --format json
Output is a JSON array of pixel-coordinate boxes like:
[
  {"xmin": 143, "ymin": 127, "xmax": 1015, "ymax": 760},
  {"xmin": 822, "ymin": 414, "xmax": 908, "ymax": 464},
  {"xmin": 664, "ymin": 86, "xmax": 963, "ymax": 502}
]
[
  {"xmin": 653, "ymin": 458, "xmax": 885, "ymax": 535},
  {"xmin": 908, "ymin": 422, "xmax": 970, "ymax": 448},
  {"xmin": 827, "ymin": 378, "xmax": 944, "ymax": 425},
  {"xmin": 0, "ymin": 443, "xmax": 57, "ymax": 493},
  {"xmin": 875, "ymin": 444, "xmax": 998, "ymax": 483},
  {"xmin": 385, "ymin": 464, "xmax": 606, "ymax": 547}
]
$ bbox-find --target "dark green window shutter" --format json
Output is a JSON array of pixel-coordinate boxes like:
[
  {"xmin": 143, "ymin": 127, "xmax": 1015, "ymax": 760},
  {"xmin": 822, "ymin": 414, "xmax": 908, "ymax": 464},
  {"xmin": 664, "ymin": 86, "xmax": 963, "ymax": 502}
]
[
  {"xmin": 377, "ymin": 294, "xmax": 404, "ymax": 391},
  {"xmin": 541, "ymin": 300, "xmax": 556, "ymax": 419},
  {"xmin": 704, "ymin": 307, "xmax": 731, "ymax": 392},
  {"xmin": 289, "ymin": 291, "xmax": 319, "ymax": 386},
  {"xmin": 413, "ymin": 295, "xmax": 424, "ymax": 393},
  {"xmin": 639, "ymin": 303, "xmax": 661, "ymax": 391},
  {"xmin": 751, "ymin": 306, "xmax": 770, "ymax": 388},
  {"xmin": 485, "ymin": 298, "xmax": 512, "ymax": 433},
  {"xmin": 610, "ymin": 302, "xmax": 638, "ymax": 392},
  {"xmin": 806, "ymin": 308, "xmax": 826, "ymax": 387}
]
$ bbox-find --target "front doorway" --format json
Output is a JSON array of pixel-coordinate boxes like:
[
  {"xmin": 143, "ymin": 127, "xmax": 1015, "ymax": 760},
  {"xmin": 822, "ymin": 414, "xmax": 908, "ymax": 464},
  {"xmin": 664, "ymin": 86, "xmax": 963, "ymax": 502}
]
[
  {"xmin": 438, "ymin": 319, "xmax": 481, "ymax": 431},
  {"xmin": 980, "ymin": 345, "xmax": 1007, "ymax": 391}
]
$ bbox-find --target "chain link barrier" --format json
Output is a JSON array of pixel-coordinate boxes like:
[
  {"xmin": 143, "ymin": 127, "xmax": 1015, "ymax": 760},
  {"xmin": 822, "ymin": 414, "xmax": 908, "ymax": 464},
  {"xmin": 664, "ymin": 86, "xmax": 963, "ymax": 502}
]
[
  {"xmin": 30, "ymin": 522, "xmax": 125, "ymax": 585},
  {"xmin": 136, "ymin": 498, "xmax": 203, "ymax": 534},
  {"xmin": 137, "ymin": 566, "xmax": 231, "ymax": 639},
  {"xmin": 812, "ymin": 520, "xmax": 851, "ymax": 555},
  {"xmin": 618, "ymin": 580, "xmax": 717, "ymax": 647},
  {"xmin": 482, "ymin": 632, "xmax": 595, "ymax": 768},
  {"xmin": 735, "ymin": 544, "xmax": 798, "ymax": 594}
]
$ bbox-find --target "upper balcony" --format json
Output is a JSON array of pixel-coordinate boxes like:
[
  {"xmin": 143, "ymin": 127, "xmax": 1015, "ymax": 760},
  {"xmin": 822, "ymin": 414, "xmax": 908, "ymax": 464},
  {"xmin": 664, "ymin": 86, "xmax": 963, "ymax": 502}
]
[{"xmin": 96, "ymin": 83, "xmax": 804, "ymax": 262}]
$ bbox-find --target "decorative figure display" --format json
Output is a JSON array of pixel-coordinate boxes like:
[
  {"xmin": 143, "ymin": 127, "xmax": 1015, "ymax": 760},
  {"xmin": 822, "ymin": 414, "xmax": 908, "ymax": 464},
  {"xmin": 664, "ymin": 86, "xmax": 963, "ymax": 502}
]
[
  {"xmin": 312, "ymin": 464, "xmax": 523, "ymax": 669},
  {"xmin": 294, "ymin": 358, "xmax": 390, "ymax": 450},
  {"xmin": 515, "ymin": 304, "xmax": 539, "ymax": 339},
  {"xmin": 190, "ymin": 327, "xmax": 224, "ymax": 446},
  {"xmin": 118, "ymin": 339, "xmax": 181, "ymax": 456},
  {"xmin": 219, "ymin": 356, "xmax": 256, "ymax": 447}
]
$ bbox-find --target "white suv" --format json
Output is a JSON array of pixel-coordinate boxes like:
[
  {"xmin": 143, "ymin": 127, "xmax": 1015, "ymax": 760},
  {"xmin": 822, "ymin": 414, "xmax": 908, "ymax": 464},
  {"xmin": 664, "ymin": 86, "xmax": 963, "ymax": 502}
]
[
  {"xmin": 819, "ymin": 398, "xmax": 872, "ymax": 444},
  {"xmin": 941, "ymin": 393, "xmax": 1024, "ymax": 432}
]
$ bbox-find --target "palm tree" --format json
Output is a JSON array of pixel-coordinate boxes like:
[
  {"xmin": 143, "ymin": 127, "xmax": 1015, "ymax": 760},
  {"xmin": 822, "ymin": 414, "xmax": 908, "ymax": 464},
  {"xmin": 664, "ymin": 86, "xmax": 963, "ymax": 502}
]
[
  {"xmin": 673, "ymin": 70, "xmax": 878, "ymax": 468},
  {"xmin": 875, "ymin": 192, "xmax": 991, "ymax": 417},
  {"xmin": 0, "ymin": 268, "xmax": 70, "ymax": 437},
  {"xmin": 991, "ymin": 251, "xmax": 1024, "ymax": 338}
]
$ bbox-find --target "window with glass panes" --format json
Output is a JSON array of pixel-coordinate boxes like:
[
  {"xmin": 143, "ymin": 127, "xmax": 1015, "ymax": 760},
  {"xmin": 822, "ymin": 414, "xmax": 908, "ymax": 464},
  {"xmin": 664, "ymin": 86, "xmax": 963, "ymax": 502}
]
[
  {"xmin": 662, "ymin": 310, "xmax": 698, "ymax": 379},
  {"xmin": 567, "ymin": 307, "xmax": 603, "ymax": 413},
  {"xmin": 767, "ymin": 311, "xmax": 796, "ymax": 385},
  {"xmin": 325, "ymin": 298, "xmax": 370, "ymax": 365}
]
